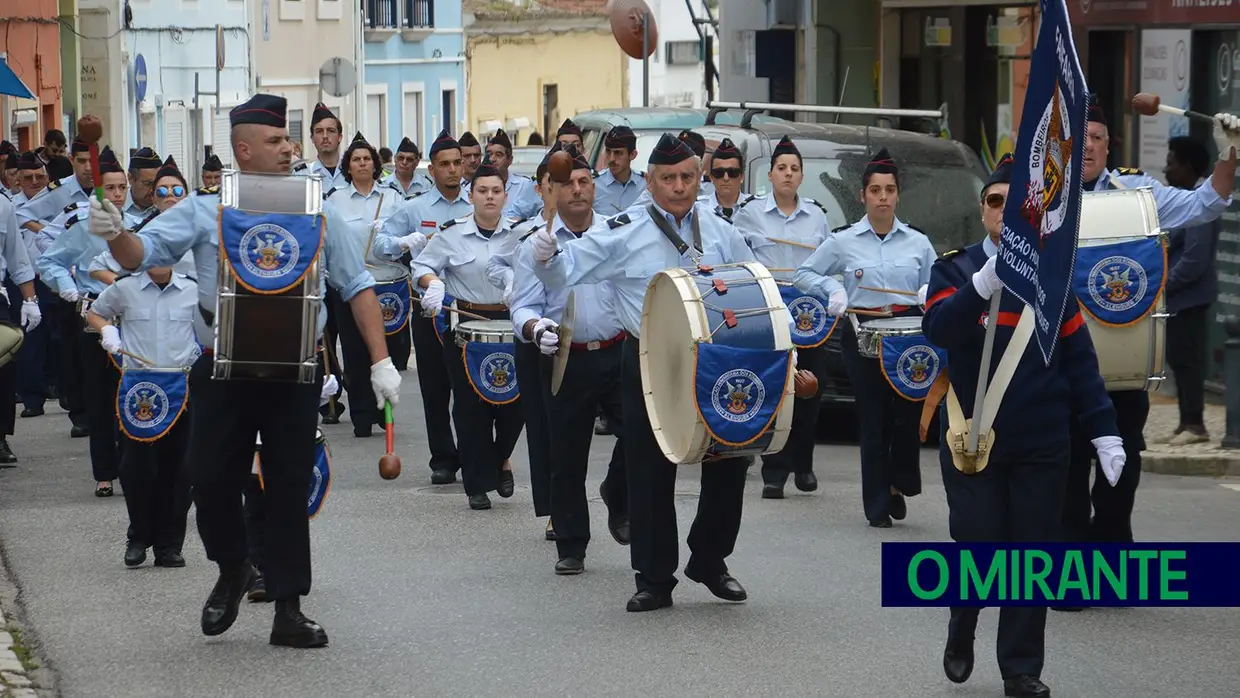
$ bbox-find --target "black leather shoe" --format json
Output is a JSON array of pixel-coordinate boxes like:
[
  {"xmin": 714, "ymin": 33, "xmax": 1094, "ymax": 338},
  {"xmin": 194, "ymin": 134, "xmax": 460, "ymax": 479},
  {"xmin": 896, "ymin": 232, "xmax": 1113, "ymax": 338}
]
[
  {"xmin": 353, "ymin": 425, "xmax": 372, "ymax": 438},
  {"xmin": 686, "ymin": 571, "xmax": 747, "ymax": 602},
  {"xmin": 869, "ymin": 516, "xmax": 893, "ymax": 528},
  {"xmin": 0, "ymin": 440, "xmax": 17, "ymax": 465},
  {"xmin": 321, "ymin": 413, "xmax": 340, "ymax": 425},
  {"xmin": 497, "ymin": 470, "xmax": 515, "ymax": 498},
  {"xmin": 943, "ymin": 611, "xmax": 976, "ymax": 684},
  {"xmin": 154, "ymin": 552, "xmax": 186, "ymax": 568},
  {"xmin": 626, "ymin": 589, "xmax": 673, "ymax": 612},
  {"xmin": 19, "ymin": 406, "xmax": 43, "ymax": 418},
  {"xmin": 248, "ymin": 571, "xmax": 270, "ymax": 603},
  {"xmin": 201, "ymin": 564, "xmax": 257, "ymax": 636},
  {"xmin": 1003, "ymin": 675, "xmax": 1050, "ymax": 697},
  {"xmin": 270, "ymin": 598, "xmax": 329, "ymax": 648},
  {"xmin": 468, "ymin": 494, "xmax": 492, "ymax": 510},
  {"xmin": 890, "ymin": 493, "xmax": 908, "ymax": 520},
  {"xmin": 794, "ymin": 472, "xmax": 817, "ymax": 492},
  {"xmin": 124, "ymin": 542, "xmax": 147, "ymax": 568},
  {"xmin": 599, "ymin": 482, "xmax": 630, "ymax": 545},
  {"xmin": 594, "ymin": 415, "xmax": 613, "ymax": 435},
  {"xmin": 545, "ymin": 520, "xmax": 557, "ymax": 541},
  {"xmin": 430, "ymin": 468, "xmax": 457, "ymax": 485},
  {"xmin": 554, "ymin": 557, "xmax": 584, "ymax": 575},
  {"xmin": 762, "ymin": 483, "xmax": 784, "ymax": 499},
  {"xmin": 70, "ymin": 425, "xmax": 89, "ymax": 438}
]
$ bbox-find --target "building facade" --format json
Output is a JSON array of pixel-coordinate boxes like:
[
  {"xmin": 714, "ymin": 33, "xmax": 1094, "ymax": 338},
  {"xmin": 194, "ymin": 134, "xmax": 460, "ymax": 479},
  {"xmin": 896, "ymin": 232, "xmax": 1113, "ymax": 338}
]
[
  {"xmin": 1, "ymin": 0, "xmax": 65, "ymax": 150},
  {"xmin": 625, "ymin": 0, "xmax": 712, "ymax": 109},
  {"xmin": 362, "ymin": 0, "xmax": 466, "ymax": 151},
  {"xmin": 254, "ymin": 0, "xmax": 362, "ymax": 161},
  {"xmin": 123, "ymin": 0, "xmax": 253, "ymax": 177},
  {"xmin": 464, "ymin": 0, "xmax": 625, "ymax": 143}
]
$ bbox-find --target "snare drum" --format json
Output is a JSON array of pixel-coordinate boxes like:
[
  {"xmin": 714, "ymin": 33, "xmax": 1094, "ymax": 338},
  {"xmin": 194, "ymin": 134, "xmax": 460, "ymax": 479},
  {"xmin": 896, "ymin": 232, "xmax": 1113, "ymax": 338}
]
[
  {"xmin": 640, "ymin": 262, "xmax": 795, "ymax": 464},
  {"xmin": 454, "ymin": 319, "xmax": 515, "ymax": 347},
  {"xmin": 77, "ymin": 296, "xmax": 99, "ymax": 333},
  {"xmin": 253, "ymin": 427, "xmax": 332, "ymax": 518},
  {"xmin": 856, "ymin": 317, "xmax": 924, "ymax": 359},
  {"xmin": 370, "ymin": 262, "xmax": 413, "ymax": 336},
  {"xmin": 1074, "ymin": 188, "xmax": 1167, "ymax": 392}
]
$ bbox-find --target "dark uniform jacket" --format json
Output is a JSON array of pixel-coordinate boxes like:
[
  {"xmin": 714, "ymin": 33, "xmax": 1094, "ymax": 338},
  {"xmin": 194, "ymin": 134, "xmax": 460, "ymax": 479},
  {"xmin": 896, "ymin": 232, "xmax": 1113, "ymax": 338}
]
[{"xmin": 922, "ymin": 241, "xmax": 1118, "ymax": 458}]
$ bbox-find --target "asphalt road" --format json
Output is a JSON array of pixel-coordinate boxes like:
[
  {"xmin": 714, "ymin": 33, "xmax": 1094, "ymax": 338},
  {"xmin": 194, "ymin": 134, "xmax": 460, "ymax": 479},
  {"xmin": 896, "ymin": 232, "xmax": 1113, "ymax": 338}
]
[{"xmin": 0, "ymin": 387, "xmax": 1238, "ymax": 698}]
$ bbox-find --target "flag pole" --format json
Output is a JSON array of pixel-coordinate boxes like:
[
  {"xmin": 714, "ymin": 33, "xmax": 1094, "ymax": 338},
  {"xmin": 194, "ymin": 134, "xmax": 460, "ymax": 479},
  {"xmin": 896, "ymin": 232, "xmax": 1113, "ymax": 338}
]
[{"xmin": 967, "ymin": 290, "xmax": 1003, "ymax": 454}]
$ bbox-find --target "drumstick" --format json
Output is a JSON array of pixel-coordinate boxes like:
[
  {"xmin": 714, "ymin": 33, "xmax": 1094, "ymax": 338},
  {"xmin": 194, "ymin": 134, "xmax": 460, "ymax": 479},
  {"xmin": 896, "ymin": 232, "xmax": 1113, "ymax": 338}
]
[
  {"xmin": 847, "ymin": 308, "xmax": 892, "ymax": 317},
  {"xmin": 118, "ymin": 348, "xmax": 154, "ymax": 365},
  {"xmin": 363, "ymin": 193, "xmax": 386, "ymax": 262},
  {"xmin": 1131, "ymin": 93, "xmax": 1217, "ymax": 124},
  {"xmin": 378, "ymin": 401, "xmax": 401, "ymax": 480},
  {"xmin": 440, "ymin": 305, "xmax": 491, "ymax": 322},
  {"xmin": 767, "ymin": 237, "xmax": 818, "ymax": 251},
  {"xmin": 858, "ymin": 285, "xmax": 919, "ymax": 297}
]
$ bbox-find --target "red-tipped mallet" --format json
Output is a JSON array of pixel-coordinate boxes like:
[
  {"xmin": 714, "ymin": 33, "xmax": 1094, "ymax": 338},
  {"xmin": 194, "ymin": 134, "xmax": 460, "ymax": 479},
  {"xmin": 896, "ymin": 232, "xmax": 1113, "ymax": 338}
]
[
  {"xmin": 378, "ymin": 400, "xmax": 401, "ymax": 480},
  {"xmin": 75, "ymin": 115, "xmax": 106, "ymax": 203},
  {"xmin": 1131, "ymin": 93, "xmax": 1216, "ymax": 125}
]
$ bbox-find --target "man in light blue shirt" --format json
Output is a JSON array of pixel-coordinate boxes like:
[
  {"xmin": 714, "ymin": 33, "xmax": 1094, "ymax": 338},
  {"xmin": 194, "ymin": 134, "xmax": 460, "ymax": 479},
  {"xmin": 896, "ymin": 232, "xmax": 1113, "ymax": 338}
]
[
  {"xmin": 124, "ymin": 147, "xmax": 162, "ymax": 221},
  {"xmin": 592, "ymin": 126, "xmax": 646, "ymax": 216},
  {"xmin": 795, "ymin": 148, "xmax": 936, "ymax": 529},
  {"xmin": 381, "ymin": 137, "xmax": 432, "ymax": 197},
  {"xmin": 16, "ymin": 138, "xmax": 94, "ymax": 234},
  {"xmin": 507, "ymin": 147, "xmax": 629, "ymax": 575},
  {"xmin": 292, "ymin": 103, "xmax": 348, "ymax": 192},
  {"xmin": 530, "ymin": 132, "xmax": 755, "ymax": 612},
  {"xmin": 484, "ymin": 129, "xmax": 540, "ymax": 220},
  {"xmin": 85, "ymin": 94, "xmax": 401, "ymax": 650}
]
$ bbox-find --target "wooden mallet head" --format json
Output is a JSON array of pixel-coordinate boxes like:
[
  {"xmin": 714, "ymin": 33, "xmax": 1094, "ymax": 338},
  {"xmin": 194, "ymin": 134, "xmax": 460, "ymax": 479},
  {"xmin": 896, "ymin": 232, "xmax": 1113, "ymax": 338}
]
[
  {"xmin": 794, "ymin": 369, "xmax": 819, "ymax": 399},
  {"xmin": 379, "ymin": 453, "xmax": 402, "ymax": 480},
  {"xmin": 76, "ymin": 115, "xmax": 104, "ymax": 145},
  {"xmin": 547, "ymin": 150, "xmax": 574, "ymax": 184},
  {"xmin": 1131, "ymin": 93, "xmax": 1161, "ymax": 117}
]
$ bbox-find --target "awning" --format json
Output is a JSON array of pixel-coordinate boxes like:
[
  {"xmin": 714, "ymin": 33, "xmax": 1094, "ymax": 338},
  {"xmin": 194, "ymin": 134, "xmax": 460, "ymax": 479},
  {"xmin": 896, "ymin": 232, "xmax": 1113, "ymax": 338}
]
[{"xmin": 0, "ymin": 58, "xmax": 35, "ymax": 100}]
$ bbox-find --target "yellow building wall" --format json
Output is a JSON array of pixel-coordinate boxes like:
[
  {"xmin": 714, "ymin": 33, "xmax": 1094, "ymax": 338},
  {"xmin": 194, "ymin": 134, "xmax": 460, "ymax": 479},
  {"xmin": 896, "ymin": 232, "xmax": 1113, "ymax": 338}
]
[{"xmin": 467, "ymin": 30, "xmax": 627, "ymax": 141}]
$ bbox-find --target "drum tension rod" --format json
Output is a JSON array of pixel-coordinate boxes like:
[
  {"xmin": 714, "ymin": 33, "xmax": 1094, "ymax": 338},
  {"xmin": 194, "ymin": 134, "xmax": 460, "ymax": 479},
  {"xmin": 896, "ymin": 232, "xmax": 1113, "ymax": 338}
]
[{"xmin": 712, "ymin": 279, "xmax": 728, "ymax": 295}]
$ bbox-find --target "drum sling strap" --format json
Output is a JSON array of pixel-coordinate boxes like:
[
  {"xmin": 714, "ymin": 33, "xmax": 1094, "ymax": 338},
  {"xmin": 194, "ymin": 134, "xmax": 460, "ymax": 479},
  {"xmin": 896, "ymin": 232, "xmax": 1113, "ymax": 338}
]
[{"xmin": 647, "ymin": 204, "xmax": 702, "ymax": 260}]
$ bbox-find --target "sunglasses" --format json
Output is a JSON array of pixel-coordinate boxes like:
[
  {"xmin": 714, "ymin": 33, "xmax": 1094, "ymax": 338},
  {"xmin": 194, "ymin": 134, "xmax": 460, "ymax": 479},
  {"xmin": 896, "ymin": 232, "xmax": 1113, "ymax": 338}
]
[
  {"xmin": 156, "ymin": 185, "xmax": 186, "ymax": 198},
  {"xmin": 984, "ymin": 193, "xmax": 1005, "ymax": 209},
  {"xmin": 711, "ymin": 167, "xmax": 742, "ymax": 179}
]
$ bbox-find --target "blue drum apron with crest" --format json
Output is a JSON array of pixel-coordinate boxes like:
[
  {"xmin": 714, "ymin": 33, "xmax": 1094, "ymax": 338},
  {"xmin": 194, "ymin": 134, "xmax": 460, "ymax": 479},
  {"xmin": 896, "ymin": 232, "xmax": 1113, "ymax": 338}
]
[
  {"xmin": 376, "ymin": 277, "xmax": 413, "ymax": 336},
  {"xmin": 116, "ymin": 369, "xmax": 190, "ymax": 442},
  {"xmin": 688, "ymin": 265, "xmax": 793, "ymax": 454},
  {"xmin": 777, "ymin": 284, "xmax": 840, "ymax": 348},
  {"xmin": 879, "ymin": 335, "xmax": 948, "ymax": 402},
  {"xmin": 255, "ymin": 429, "xmax": 332, "ymax": 518},
  {"xmin": 219, "ymin": 210, "xmax": 325, "ymax": 295},
  {"xmin": 433, "ymin": 293, "xmax": 455, "ymax": 344},
  {"xmin": 462, "ymin": 340, "xmax": 520, "ymax": 405},
  {"xmin": 1073, "ymin": 237, "xmax": 1166, "ymax": 328}
]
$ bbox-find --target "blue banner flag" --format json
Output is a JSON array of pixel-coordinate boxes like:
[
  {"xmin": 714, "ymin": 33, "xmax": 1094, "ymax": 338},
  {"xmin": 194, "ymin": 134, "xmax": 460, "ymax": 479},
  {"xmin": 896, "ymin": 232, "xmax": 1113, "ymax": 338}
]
[
  {"xmin": 778, "ymin": 284, "xmax": 839, "ymax": 349},
  {"xmin": 693, "ymin": 342, "xmax": 792, "ymax": 447},
  {"xmin": 433, "ymin": 293, "xmax": 455, "ymax": 344},
  {"xmin": 1074, "ymin": 238, "xmax": 1166, "ymax": 327},
  {"xmin": 308, "ymin": 435, "xmax": 331, "ymax": 518},
  {"xmin": 879, "ymin": 334, "xmax": 947, "ymax": 402},
  {"xmin": 116, "ymin": 369, "xmax": 190, "ymax": 442},
  {"xmin": 462, "ymin": 342, "xmax": 520, "ymax": 405},
  {"xmin": 880, "ymin": 542, "xmax": 1240, "ymax": 607},
  {"xmin": 219, "ymin": 209, "xmax": 324, "ymax": 294},
  {"xmin": 995, "ymin": 0, "xmax": 1087, "ymax": 365},
  {"xmin": 376, "ymin": 278, "xmax": 413, "ymax": 336}
]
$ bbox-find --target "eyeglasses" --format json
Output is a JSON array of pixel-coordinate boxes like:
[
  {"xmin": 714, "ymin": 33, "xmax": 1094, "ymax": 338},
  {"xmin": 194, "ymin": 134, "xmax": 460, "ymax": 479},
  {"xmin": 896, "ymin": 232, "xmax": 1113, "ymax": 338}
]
[
  {"xmin": 711, "ymin": 167, "xmax": 742, "ymax": 179},
  {"xmin": 984, "ymin": 193, "xmax": 1005, "ymax": 209},
  {"xmin": 156, "ymin": 185, "xmax": 186, "ymax": 198}
]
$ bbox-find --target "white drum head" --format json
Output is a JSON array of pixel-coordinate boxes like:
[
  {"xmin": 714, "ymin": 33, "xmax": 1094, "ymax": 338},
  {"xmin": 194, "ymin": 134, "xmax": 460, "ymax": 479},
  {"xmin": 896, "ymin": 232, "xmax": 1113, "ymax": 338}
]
[
  {"xmin": 369, "ymin": 262, "xmax": 410, "ymax": 284},
  {"xmin": 640, "ymin": 268, "xmax": 710, "ymax": 463}
]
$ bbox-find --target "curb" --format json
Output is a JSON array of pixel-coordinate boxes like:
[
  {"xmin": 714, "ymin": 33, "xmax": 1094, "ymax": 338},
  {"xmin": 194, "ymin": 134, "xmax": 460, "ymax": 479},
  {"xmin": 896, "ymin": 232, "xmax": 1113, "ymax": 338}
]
[
  {"xmin": 0, "ymin": 537, "xmax": 54, "ymax": 698},
  {"xmin": 1142, "ymin": 451, "xmax": 1240, "ymax": 477}
]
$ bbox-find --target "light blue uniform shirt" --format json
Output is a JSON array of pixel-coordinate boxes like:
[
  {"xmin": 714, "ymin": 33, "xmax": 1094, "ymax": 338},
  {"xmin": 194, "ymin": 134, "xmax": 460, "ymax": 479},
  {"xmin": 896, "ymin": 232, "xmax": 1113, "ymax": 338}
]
[
  {"xmin": 383, "ymin": 186, "xmax": 473, "ymax": 240},
  {"xmin": 124, "ymin": 189, "xmax": 375, "ymax": 345},
  {"xmin": 533, "ymin": 203, "xmax": 755, "ymax": 338},
  {"xmin": 593, "ymin": 169, "xmax": 647, "ymax": 216},
  {"xmin": 794, "ymin": 215, "xmax": 936, "ymax": 309},
  {"xmin": 412, "ymin": 215, "xmax": 519, "ymax": 305},
  {"xmin": 382, "ymin": 171, "xmax": 433, "ymax": 198},
  {"xmin": 37, "ymin": 202, "xmax": 146, "ymax": 295},
  {"xmin": 509, "ymin": 213, "xmax": 624, "ymax": 344},
  {"xmin": 89, "ymin": 271, "xmax": 201, "ymax": 370},
  {"xmin": 123, "ymin": 193, "xmax": 156, "ymax": 222},
  {"xmin": 1093, "ymin": 167, "xmax": 1232, "ymax": 229},
  {"xmin": 324, "ymin": 182, "xmax": 406, "ymax": 265},
  {"xmin": 485, "ymin": 213, "xmax": 554, "ymax": 297},
  {"xmin": 733, "ymin": 193, "xmax": 830, "ymax": 284},
  {"xmin": 294, "ymin": 158, "xmax": 349, "ymax": 192},
  {"xmin": 17, "ymin": 175, "xmax": 90, "ymax": 227},
  {"xmin": 0, "ymin": 194, "xmax": 34, "ymax": 285}
]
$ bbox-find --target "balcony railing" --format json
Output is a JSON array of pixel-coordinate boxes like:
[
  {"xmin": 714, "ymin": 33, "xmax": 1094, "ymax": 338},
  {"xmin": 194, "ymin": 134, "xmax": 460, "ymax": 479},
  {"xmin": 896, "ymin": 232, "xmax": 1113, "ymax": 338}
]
[{"xmin": 366, "ymin": 0, "xmax": 434, "ymax": 30}]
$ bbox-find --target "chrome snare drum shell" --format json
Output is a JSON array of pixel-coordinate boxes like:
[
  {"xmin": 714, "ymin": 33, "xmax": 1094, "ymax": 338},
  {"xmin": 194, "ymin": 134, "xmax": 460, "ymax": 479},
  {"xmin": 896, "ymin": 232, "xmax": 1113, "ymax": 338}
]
[
  {"xmin": 368, "ymin": 261, "xmax": 410, "ymax": 284},
  {"xmin": 454, "ymin": 320, "xmax": 514, "ymax": 348},
  {"xmin": 855, "ymin": 316, "xmax": 924, "ymax": 360}
]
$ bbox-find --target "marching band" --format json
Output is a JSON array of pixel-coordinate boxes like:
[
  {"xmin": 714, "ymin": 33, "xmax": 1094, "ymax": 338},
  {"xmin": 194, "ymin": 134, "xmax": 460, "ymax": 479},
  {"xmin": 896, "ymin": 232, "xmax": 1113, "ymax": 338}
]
[{"xmin": 0, "ymin": 83, "xmax": 1236, "ymax": 698}]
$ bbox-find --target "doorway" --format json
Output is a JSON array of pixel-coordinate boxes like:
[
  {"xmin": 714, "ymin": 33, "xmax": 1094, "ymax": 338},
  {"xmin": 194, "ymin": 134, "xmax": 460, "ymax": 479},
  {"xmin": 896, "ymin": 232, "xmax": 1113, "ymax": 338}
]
[{"xmin": 1086, "ymin": 30, "xmax": 1134, "ymax": 168}]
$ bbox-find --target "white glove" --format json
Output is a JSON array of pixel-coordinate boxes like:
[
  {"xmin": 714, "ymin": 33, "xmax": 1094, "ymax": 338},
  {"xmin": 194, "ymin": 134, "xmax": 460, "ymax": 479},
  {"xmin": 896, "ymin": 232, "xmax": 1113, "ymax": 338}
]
[
  {"xmin": 399, "ymin": 232, "xmax": 428, "ymax": 253},
  {"xmin": 827, "ymin": 289, "xmax": 848, "ymax": 317},
  {"xmin": 917, "ymin": 284, "xmax": 928, "ymax": 306},
  {"xmin": 20, "ymin": 298, "xmax": 41, "ymax": 331},
  {"xmin": 1213, "ymin": 112, "xmax": 1240, "ymax": 162},
  {"xmin": 319, "ymin": 374, "xmax": 339, "ymax": 407},
  {"xmin": 59, "ymin": 287, "xmax": 80, "ymax": 303},
  {"xmin": 370, "ymin": 357, "xmax": 401, "ymax": 407},
  {"xmin": 531, "ymin": 226, "xmax": 558, "ymax": 263},
  {"xmin": 501, "ymin": 273, "xmax": 515, "ymax": 307},
  {"xmin": 88, "ymin": 197, "xmax": 124, "ymax": 240},
  {"xmin": 100, "ymin": 324, "xmax": 122, "ymax": 354},
  {"xmin": 972, "ymin": 254, "xmax": 1001, "ymax": 299},
  {"xmin": 1092, "ymin": 435, "xmax": 1127, "ymax": 487},
  {"xmin": 533, "ymin": 317, "xmax": 559, "ymax": 356},
  {"xmin": 0, "ymin": 284, "xmax": 8, "ymax": 304},
  {"xmin": 420, "ymin": 279, "xmax": 445, "ymax": 316}
]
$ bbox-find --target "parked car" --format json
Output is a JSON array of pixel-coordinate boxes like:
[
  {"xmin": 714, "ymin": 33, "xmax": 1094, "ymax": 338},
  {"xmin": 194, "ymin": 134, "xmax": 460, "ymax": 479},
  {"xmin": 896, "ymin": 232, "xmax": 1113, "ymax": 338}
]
[{"xmin": 569, "ymin": 108, "xmax": 791, "ymax": 171}]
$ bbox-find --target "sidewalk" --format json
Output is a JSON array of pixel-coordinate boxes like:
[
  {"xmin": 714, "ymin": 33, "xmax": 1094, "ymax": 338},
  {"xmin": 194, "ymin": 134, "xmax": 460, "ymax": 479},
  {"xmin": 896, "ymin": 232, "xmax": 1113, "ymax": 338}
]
[{"xmin": 1142, "ymin": 391, "xmax": 1240, "ymax": 476}]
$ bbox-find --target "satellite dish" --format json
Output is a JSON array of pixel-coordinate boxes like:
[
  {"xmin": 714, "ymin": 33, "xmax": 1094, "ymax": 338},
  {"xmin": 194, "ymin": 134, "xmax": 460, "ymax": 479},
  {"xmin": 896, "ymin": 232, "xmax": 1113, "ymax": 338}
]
[
  {"xmin": 609, "ymin": 0, "xmax": 658, "ymax": 60},
  {"xmin": 319, "ymin": 57, "xmax": 357, "ymax": 99}
]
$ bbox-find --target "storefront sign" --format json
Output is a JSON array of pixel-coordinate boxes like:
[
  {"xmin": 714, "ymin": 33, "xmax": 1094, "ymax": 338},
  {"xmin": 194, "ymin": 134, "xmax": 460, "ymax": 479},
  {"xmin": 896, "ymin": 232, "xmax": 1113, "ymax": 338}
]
[
  {"xmin": 1072, "ymin": 0, "xmax": 1238, "ymax": 27},
  {"xmin": 1137, "ymin": 29, "xmax": 1192, "ymax": 182},
  {"xmin": 924, "ymin": 17, "xmax": 952, "ymax": 48}
]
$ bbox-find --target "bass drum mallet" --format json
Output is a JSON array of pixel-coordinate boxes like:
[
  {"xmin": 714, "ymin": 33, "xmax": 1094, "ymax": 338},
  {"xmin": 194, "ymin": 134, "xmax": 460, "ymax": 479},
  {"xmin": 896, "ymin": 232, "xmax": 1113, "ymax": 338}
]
[
  {"xmin": 1131, "ymin": 93, "xmax": 1217, "ymax": 125},
  {"xmin": 378, "ymin": 400, "xmax": 402, "ymax": 480}
]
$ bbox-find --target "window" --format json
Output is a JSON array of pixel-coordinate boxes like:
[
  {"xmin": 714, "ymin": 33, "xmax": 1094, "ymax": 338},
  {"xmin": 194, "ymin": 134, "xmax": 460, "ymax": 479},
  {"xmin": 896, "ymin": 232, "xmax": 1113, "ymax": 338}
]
[
  {"xmin": 402, "ymin": 90, "xmax": 424, "ymax": 149},
  {"xmin": 366, "ymin": 0, "xmax": 397, "ymax": 29},
  {"xmin": 405, "ymin": 0, "xmax": 433, "ymax": 28},
  {"xmin": 288, "ymin": 108, "xmax": 305, "ymax": 148},
  {"xmin": 664, "ymin": 40, "xmax": 702, "ymax": 66},
  {"xmin": 441, "ymin": 88, "xmax": 456, "ymax": 135},
  {"xmin": 542, "ymin": 84, "xmax": 558, "ymax": 141},
  {"xmin": 366, "ymin": 94, "xmax": 386, "ymax": 147}
]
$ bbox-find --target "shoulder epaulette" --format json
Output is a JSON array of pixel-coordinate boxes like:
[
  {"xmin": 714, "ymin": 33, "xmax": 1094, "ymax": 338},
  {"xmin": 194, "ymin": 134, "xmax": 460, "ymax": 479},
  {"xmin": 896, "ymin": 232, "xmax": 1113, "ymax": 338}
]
[
  {"xmin": 65, "ymin": 214, "xmax": 82, "ymax": 228},
  {"xmin": 47, "ymin": 179, "xmax": 60, "ymax": 191},
  {"xmin": 803, "ymin": 198, "xmax": 829, "ymax": 216},
  {"xmin": 831, "ymin": 223, "xmax": 852, "ymax": 233},
  {"xmin": 440, "ymin": 215, "xmax": 470, "ymax": 232},
  {"xmin": 1116, "ymin": 166, "xmax": 1144, "ymax": 176},
  {"xmin": 713, "ymin": 209, "xmax": 733, "ymax": 223},
  {"xmin": 406, "ymin": 190, "xmax": 425, "ymax": 201},
  {"xmin": 737, "ymin": 194, "xmax": 758, "ymax": 210},
  {"xmin": 184, "ymin": 275, "xmax": 198, "ymax": 283},
  {"xmin": 323, "ymin": 187, "xmax": 339, "ymax": 200},
  {"xmin": 940, "ymin": 248, "xmax": 965, "ymax": 259},
  {"xmin": 634, "ymin": 170, "xmax": 645, "ymax": 178},
  {"xmin": 195, "ymin": 185, "xmax": 219, "ymax": 196},
  {"xmin": 293, "ymin": 162, "xmax": 308, "ymax": 172},
  {"xmin": 606, "ymin": 213, "xmax": 631, "ymax": 230},
  {"xmin": 131, "ymin": 210, "xmax": 160, "ymax": 234},
  {"xmin": 906, "ymin": 223, "xmax": 926, "ymax": 234},
  {"xmin": 114, "ymin": 273, "xmax": 134, "ymax": 282},
  {"xmin": 511, "ymin": 216, "xmax": 528, "ymax": 229},
  {"xmin": 62, "ymin": 202, "xmax": 79, "ymax": 215},
  {"xmin": 520, "ymin": 222, "xmax": 547, "ymax": 242}
]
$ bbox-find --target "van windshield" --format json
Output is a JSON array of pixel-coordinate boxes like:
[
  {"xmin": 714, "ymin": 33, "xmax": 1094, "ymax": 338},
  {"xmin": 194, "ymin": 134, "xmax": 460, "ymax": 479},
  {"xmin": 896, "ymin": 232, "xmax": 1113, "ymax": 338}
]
[{"xmin": 750, "ymin": 157, "xmax": 988, "ymax": 253}]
